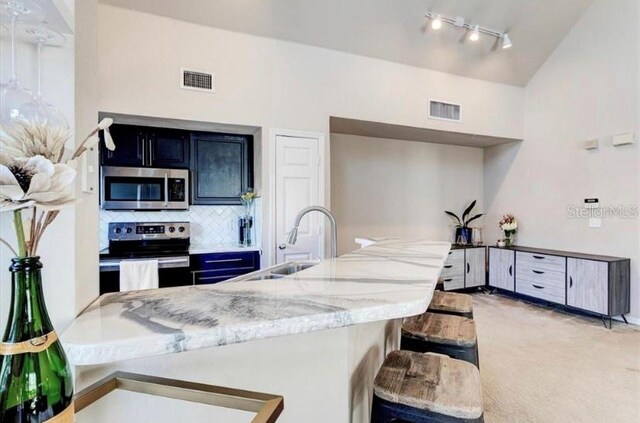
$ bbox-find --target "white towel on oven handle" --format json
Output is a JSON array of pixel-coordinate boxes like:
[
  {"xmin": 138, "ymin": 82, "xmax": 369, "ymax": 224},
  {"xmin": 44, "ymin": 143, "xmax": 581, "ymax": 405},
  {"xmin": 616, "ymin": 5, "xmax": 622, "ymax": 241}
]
[{"xmin": 119, "ymin": 259, "xmax": 159, "ymax": 291}]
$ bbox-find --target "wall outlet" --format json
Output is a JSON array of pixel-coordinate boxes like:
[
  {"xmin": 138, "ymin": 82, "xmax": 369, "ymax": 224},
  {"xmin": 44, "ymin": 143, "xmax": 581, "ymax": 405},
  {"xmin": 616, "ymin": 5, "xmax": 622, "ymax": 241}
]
[{"xmin": 589, "ymin": 218, "xmax": 601, "ymax": 228}]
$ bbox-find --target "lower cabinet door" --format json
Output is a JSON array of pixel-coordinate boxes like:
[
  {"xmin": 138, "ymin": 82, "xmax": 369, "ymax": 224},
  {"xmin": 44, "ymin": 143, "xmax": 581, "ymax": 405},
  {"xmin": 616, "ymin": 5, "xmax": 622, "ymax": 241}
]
[
  {"xmin": 465, "ymin": 248, "xmax": 486, "ymax": 288},
  {"xmin": 567, "ymin": 258, "xmax": 608, "ymax": 315},
  {"xmin": 488, "ymin": 248, "xmax": 515, "ymax": 291}
]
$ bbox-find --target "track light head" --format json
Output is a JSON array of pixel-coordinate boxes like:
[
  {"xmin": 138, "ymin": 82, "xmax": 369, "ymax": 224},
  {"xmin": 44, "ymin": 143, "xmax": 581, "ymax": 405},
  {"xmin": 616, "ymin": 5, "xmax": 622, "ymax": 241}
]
[
  {"xmin": 469, "ymin": 25, "xmax": 480, "ymax": 41},
  {"xmin": 502, "ymin": 33, "xmax": 512, "ymax": 49},
  {"xmin": 431, "ymin": 14, "xmax": 442, "ymax": 30}
]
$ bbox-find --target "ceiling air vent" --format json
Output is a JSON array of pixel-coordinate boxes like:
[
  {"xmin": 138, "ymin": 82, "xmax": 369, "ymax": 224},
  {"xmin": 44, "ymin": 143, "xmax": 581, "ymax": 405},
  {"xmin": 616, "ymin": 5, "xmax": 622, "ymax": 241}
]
[
  {"xmin": 429, "ymin": 100, "xmax": 461, "ymax": 122},
  {"xmin": 180, "ymin": 68, "xmax": 215, "ymax": 93}
]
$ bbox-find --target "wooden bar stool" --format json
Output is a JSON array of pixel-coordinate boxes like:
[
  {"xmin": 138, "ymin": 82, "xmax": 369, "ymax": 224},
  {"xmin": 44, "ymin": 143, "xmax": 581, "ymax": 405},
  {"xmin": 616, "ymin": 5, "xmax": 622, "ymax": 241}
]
[
  {"xmin": 401, "ymin": 312, "xmax": 479, "ymax": 367},
  {"xmin": 371, "ymin": 350, "xmax": 484, "ymax": 423},
  {"xmin": 428, "ymin": 290, "xmax": 474, "ymax": 318},
  {"xmin": 435, "ymin": 278, "xmax": 444, "ymax": 291}
]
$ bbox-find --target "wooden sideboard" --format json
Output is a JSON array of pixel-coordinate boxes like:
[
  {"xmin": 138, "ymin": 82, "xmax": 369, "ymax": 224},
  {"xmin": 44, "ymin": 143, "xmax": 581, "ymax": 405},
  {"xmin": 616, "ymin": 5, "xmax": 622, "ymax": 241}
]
[{"xmin": 488, "ymin": 246, "xmax": 630, "ymax": 328}]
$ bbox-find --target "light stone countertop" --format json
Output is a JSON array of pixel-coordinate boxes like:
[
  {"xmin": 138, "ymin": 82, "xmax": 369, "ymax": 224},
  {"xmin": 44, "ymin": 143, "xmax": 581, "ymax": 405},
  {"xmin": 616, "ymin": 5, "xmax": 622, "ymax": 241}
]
[
  {"xmin": 188, "ymin": 243, "xmax": 261, "ymax": 255},
  {"xmin": 62, "ymin": 238, "xmax": 451, "ymax": 366}
]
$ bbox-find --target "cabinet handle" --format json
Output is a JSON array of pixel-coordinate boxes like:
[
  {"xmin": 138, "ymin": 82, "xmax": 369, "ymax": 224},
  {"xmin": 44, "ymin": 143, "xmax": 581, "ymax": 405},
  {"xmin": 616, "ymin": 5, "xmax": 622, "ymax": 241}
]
[
  {"xmin": 204, "ymin": 258, "xmax": 243, "ymax": 264},
  {"xmin": 443, "ymin": 278, "xmax": 453, "ymax": 282},
  {"xmin": 164, "ymin": 173, "xmax": 169, "ymax": 207},
  {"xmin": 532, "ymin": 284, "xmax": 544, "ymax": 289},
  {"xmin": 569, "ymin": 276, "xmax": 573, "ymax": 288},
  {"xmin": 532, "ymin": 270, "xmax": 544, "ymax": 275},
  {"xmin": 467, "ymin": 262, "xmax": 470, "ymax": 273},
  {"xmin": 533, "ymin": 255, "xmax": 545, "ymax": 260},
  {"xmin": 508, "ymin": 265, "xmax": 513, "ymax": 276},
  {"xmin": 444, "ymin": 265, "xmax": 452, "ymax": 269}
]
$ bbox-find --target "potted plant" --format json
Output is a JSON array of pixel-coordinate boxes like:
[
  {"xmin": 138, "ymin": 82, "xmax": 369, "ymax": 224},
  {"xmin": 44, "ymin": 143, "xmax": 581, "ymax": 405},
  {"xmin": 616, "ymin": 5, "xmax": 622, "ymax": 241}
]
[{"xmin": 445, "ymin": 200, "xmax": 483, "ymax": 245}]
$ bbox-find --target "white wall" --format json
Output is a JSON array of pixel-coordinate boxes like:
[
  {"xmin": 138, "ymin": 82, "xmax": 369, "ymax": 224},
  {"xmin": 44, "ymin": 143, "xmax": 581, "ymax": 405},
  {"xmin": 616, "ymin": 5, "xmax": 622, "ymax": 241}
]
[
  {"xmin": 97, "ymin": 4, "xmax": 524, "ymax": 265},
  {"xmin": 485, "ymin": 0, "xmax": 640, "ymax": 320},
  {"xmin": 0, "ymin": 2, "xmax": 78, "ymax": 331},
  {"xmin": 331, "ymin": 134, "xmax": 484, "ymax": 254}
]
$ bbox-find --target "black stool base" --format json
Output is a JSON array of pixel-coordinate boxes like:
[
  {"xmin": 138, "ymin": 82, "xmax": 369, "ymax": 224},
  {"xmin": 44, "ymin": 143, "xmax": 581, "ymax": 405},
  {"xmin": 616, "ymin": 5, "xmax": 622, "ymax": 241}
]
[
  {"xmin": 401, "ymin": 336, "xmax": 479, "ymax": 368},
  {"xmin": 371, "ymin": 395, "xmax": 484, "ymax": 423}
]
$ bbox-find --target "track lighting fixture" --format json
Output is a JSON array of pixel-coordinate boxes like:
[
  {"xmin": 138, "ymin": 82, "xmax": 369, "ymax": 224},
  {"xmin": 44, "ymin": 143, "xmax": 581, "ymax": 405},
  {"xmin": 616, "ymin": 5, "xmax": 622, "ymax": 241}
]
[
  {"xmin": 425, "ymin": 11, "xmax": 513, "ymax": 49},
  {"xmin": 431, "ymin": 14, "xmax": 442, "ymax": 30},
  {"xmin": 469, "ymin": 25, "xmax": 480, "ymax": 41},
  {"xmin": 502, "ymin": 33, "xmax": 512, "ymax": 49}
]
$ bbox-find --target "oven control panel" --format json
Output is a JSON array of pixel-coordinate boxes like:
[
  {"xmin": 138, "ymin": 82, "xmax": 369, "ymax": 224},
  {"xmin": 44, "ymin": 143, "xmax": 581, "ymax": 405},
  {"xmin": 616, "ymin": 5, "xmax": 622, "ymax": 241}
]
[{"xmin": 109, "ymin": 222, "xmax": 190, "ymax": 241}]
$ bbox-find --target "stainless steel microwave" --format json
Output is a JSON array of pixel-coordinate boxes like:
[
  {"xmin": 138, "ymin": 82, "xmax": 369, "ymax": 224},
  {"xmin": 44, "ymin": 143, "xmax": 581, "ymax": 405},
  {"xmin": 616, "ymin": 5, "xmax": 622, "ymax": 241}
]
[{"xmin": 100, "ymin": 166, "xmax": 189, "ymax": 210}]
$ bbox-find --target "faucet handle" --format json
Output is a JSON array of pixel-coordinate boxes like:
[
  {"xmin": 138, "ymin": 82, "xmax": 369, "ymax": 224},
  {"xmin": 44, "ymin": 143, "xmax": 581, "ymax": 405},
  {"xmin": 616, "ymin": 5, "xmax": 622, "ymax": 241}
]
[{"xmin": 278, "ymin": 244, "xmax": 287, "ymax": 250}]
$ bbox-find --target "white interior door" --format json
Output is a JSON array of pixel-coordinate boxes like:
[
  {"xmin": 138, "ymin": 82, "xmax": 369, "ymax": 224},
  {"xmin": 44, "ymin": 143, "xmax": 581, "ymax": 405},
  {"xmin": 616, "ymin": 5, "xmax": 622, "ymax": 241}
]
[{"xmin": 275, "ymin": 133, "xmax": 322, "ymax": 263}]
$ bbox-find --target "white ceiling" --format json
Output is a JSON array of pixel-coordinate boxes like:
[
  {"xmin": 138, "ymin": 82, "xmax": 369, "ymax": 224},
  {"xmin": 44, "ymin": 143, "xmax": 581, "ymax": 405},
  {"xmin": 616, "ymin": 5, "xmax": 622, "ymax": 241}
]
[{"xmin": 100, "ymin": 0, "xmax": 593, "ymax": 86}]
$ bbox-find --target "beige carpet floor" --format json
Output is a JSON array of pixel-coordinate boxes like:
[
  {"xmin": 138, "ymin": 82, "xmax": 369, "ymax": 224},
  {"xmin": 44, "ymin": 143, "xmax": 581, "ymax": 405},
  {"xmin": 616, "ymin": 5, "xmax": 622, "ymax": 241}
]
[{"xmin": 472, "ymin": 292, "xmax": 640, "ymax": 423}]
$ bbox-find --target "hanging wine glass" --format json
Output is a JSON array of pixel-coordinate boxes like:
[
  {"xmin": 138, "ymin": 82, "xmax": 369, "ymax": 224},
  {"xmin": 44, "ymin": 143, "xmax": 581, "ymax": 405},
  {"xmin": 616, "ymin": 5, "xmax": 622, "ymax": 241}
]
[
  {"xmin": 18, "ymin": 25, "xmax": 69, "ymax": 130},
  {"xmin": 0, "ymin": 0, "xmax": 45, "ymax": 126}
]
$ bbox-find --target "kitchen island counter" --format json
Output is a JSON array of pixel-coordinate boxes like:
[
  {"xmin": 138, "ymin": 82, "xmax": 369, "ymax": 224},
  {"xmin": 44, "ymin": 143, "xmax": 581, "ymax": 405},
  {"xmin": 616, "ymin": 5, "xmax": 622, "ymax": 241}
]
[{"xmin": 63, "ymin": 239, "xmax": 450, "ymax": 366}]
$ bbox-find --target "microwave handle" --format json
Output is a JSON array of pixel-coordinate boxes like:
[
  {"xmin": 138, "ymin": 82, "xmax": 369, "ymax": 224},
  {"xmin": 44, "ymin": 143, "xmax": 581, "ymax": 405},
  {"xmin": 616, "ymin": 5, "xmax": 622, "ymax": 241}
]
[{"xmin": 164, "ymin": 173, "xmax": 169, "ymax": 207}]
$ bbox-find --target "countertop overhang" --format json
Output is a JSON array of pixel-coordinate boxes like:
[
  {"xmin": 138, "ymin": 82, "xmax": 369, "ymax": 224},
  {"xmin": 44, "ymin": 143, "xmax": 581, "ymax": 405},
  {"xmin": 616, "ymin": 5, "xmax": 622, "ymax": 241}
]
[{"xmin": 62, "ymin": 239, "xmax": 450, "ymax": 366}]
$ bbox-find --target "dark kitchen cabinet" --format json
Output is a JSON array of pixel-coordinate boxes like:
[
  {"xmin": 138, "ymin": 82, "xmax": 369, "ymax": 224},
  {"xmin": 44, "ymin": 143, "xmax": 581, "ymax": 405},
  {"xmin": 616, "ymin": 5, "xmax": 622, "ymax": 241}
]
[
  {"xmin": 149, "ymin": 128, "xmax": 190, "ymax": 169},
  {"xmin": 191, "ymin": 132, "xmax": 253, "ymax": 205},
  {"xmin": 100, "ymin": 124, "xmax": 190, "ymax": 169},
  {"xmin": 190, "ymin": 251, "xmax": 260, "ymax": 285},
  {"xmin": 100, "ymin": 124, "xmax": 145, "ymax": 167}
]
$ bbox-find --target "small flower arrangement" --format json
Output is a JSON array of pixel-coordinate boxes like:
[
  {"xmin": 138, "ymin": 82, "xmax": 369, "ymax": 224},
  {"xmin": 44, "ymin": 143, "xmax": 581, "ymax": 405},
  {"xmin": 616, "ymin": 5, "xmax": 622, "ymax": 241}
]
[
  {"xmin": 0, "ymin": 118, "xmax": 116, "ymax": 257},
  {"xmin": 499, "ymin": 214, "xmax": 518, "ymax": 246},
  {"xmin": 240, "ymin": 189, "xmax": 258, "ymax": 216}
]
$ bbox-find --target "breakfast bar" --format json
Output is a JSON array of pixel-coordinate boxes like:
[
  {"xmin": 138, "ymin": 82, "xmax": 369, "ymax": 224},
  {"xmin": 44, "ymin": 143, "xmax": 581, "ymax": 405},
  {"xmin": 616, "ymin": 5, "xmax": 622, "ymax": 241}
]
[{"xmin": 62, "ymin": 239, "xmax": 450, "ymax": 422}]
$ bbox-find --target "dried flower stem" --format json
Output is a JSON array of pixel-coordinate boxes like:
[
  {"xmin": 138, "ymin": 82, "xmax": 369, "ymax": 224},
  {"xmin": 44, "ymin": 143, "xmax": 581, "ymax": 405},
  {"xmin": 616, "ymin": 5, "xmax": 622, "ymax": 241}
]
[{"xmin": 0, "ymin": 237, "xmax": 18, "ymax": 257}]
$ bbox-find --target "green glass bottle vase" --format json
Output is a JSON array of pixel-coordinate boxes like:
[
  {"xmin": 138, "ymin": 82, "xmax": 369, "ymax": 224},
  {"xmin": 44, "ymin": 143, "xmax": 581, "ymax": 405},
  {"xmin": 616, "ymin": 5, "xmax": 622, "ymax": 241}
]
[{"xmin": 0, "ymin": 257, "xmax": 74, "ymax": 422}]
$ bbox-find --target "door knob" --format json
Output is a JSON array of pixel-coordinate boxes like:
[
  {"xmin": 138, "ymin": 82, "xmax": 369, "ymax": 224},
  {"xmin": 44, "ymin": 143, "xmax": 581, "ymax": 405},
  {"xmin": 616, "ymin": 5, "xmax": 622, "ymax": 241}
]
[{"xmin": 278, "ymin": 244, "xmax": 287, "ymax": 250}]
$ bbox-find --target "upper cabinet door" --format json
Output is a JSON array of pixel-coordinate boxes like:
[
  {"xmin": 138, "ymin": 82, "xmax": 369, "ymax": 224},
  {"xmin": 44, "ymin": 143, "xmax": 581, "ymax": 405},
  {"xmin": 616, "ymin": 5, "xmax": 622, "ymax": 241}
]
[
  {"xmin": 191, "ymin": 133, "xmax": 252, "ymax": 205},
  {"xmin": 465, "ymin": 248, "xmax": 486, "ymax": 288},
  {"xmin": 149, "ymin": 128, "xmax": 190, "ymax": 169},
  {"xmin": 100, "ymin": 124, "xmax": 146, "ymax": 167},
  {"xmin": 488, "ymin": 247, "xmax": 515, "ymax": 291},
  {"xmin": 567, "ymin": 258, "xmax": 608, "ymax": 315}
]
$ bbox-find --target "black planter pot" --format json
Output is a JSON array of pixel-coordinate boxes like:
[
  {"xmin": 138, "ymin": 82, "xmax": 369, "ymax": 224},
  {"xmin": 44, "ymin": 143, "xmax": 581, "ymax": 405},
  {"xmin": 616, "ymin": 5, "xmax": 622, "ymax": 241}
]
[{"xmin": 455, "ymin": 227, "xmax": 473, "ymax": 245}]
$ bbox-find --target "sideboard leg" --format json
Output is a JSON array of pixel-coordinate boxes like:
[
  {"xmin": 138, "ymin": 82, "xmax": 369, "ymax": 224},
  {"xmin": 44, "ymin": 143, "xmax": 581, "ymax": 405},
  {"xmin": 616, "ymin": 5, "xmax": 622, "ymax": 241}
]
[{"xmin": 621, "ymin": 314, "xmax": 628, "ymax": 324}]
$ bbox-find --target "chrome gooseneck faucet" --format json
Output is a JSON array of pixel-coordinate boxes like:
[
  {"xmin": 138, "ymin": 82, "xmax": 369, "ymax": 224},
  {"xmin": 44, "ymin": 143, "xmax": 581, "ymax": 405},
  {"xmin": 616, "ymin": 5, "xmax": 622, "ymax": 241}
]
[{"xmin": 285, "ymin": 206, "xmax": 338, "ymax": 259}]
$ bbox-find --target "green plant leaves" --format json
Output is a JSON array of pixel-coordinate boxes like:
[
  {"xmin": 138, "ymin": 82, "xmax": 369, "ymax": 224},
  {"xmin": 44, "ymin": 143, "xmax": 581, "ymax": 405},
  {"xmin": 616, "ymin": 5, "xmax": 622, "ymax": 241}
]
[{"xmin": 462, "ymin": 200, "xmax": 477, "ymax": 221}]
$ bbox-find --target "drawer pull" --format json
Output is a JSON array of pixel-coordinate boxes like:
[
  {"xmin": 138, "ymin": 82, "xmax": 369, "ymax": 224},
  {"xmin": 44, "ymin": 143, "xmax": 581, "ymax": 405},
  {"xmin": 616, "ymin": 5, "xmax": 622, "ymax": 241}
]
[
  {"xmin": 204, "ymin": 258, "xmax": 243, "ymax": 264},
  {"xmin": 532, "ymin": 284, "xmax": 545, "ymax": 289},
  {"xmin": 443, "ymin": 278, "xmax": 453, "ymax": 282},
  {"xmin": 508, "ymin": 265, "xmax": 513, "ymax": 276},
  {"xmin": 533, "ymin": 255, "xmax": 546, "ymax": 260},
  {"xmin": 569, "ymin": 276, "xmax": 573, "ymax": 288},
  {"xmin": 444, "ymin": 265, "xmax": 453, "ymax": 269},
  {"xmin": 532, "ymin": 270, "xmax": 545, "ymax": 275},
  {"xmin": 467, "ymin": 263, "xmax": 470, "ymax": 273},
  {"xmin": 198, "ymin": 274, "xmax": 239, "ymax": 281}
]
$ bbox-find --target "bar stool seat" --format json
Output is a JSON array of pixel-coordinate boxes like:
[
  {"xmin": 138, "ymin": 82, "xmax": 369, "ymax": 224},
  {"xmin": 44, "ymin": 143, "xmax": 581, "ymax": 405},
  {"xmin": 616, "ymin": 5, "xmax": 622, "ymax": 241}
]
[
  {"xmin": 401, "ymin": 312, "xmax": 479, "ymax": 367},
  {"xmin": 428, "ymin": 290, "xmax": 474, "ymax": 318},
  {"xmin": 372, "ymin": 350, "xmax": 484, "ymax": 422}
]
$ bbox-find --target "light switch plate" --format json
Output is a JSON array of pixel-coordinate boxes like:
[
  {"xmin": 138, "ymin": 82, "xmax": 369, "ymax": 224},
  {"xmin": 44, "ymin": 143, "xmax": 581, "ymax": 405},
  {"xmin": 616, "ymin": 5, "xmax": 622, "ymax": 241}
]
[{"xmin": 589, "ymin": 218, "xmax": 601, "ymax": 228}]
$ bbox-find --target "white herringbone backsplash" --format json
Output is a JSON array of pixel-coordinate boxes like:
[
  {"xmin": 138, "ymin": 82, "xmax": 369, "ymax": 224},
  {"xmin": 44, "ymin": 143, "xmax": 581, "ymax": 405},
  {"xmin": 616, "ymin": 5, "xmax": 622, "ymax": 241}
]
[{"xmin": 99, "ymin": 204, "xmax": 259, "ymax": 250}]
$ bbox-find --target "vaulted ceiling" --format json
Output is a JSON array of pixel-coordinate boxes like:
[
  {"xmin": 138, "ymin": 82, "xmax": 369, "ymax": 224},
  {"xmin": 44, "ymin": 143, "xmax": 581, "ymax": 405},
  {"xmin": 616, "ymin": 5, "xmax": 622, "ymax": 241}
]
[{"xmin": 100, "ymin": 0, "xmax": 594, "ymax": 86}]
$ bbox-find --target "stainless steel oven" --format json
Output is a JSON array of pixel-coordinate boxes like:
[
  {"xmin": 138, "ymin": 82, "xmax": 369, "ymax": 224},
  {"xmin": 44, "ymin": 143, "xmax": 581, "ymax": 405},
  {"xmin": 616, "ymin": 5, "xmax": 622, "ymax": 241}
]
[
  {"xmin": 100, "ymin": 166, "xmax": 189, "ymax": 210},
  {"xmin": 99, "ymin": 222, "xmax": 192, "ymax": 294}
]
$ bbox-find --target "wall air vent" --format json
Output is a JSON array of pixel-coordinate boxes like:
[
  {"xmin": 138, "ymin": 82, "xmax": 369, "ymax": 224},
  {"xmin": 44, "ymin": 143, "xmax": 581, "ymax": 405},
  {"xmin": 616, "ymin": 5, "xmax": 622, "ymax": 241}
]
[
  {"xmin": 428, "ymin": 100, "xmax": 461, "ymax": 122},
  {"xmin": 180, "ymin": 68, "xmax": 215, "ymax": 93}
]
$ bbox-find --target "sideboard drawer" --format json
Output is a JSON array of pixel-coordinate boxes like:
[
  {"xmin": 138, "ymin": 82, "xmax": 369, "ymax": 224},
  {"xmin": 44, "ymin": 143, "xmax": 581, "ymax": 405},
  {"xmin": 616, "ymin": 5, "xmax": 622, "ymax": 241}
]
[
  {"xmin": 441, "ymin": 261, "xmax": 464, "ymax": 278},
  {"xmin": 516, "ymin": 278, "xmax": 565, "ymax": 304},
  {"xmin": 516, "ymin": 252, "xmax": 566, "ymax": 273},
  {"xmin": 442, "ymin": 275, "xmax": 465, "ymax": 291}
]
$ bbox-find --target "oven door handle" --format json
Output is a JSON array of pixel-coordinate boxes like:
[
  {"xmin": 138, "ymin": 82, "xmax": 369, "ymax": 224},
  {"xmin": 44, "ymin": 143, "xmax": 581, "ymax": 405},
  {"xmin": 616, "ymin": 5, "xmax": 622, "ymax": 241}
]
[{"xmin": 99, "ymin": 256, "xmax": 190, "ymax": 272}]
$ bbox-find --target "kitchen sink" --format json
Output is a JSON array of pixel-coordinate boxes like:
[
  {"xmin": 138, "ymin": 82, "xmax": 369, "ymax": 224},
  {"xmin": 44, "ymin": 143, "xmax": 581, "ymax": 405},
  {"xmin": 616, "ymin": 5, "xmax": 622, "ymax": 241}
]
[
  {"xmin": 270, "ymin": 262, "xmax": 317, "ymax": 276},
  {"xmin": 245, "ymin": 274, "xmax": 286, "ymax": 281}
]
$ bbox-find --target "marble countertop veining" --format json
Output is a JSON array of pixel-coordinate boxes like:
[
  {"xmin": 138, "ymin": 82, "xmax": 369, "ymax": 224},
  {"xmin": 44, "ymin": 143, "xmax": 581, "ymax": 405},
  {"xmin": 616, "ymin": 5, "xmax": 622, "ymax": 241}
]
[{"xmin": 61, "ymin": 239, "xmax": 451, "ymax": 366}]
